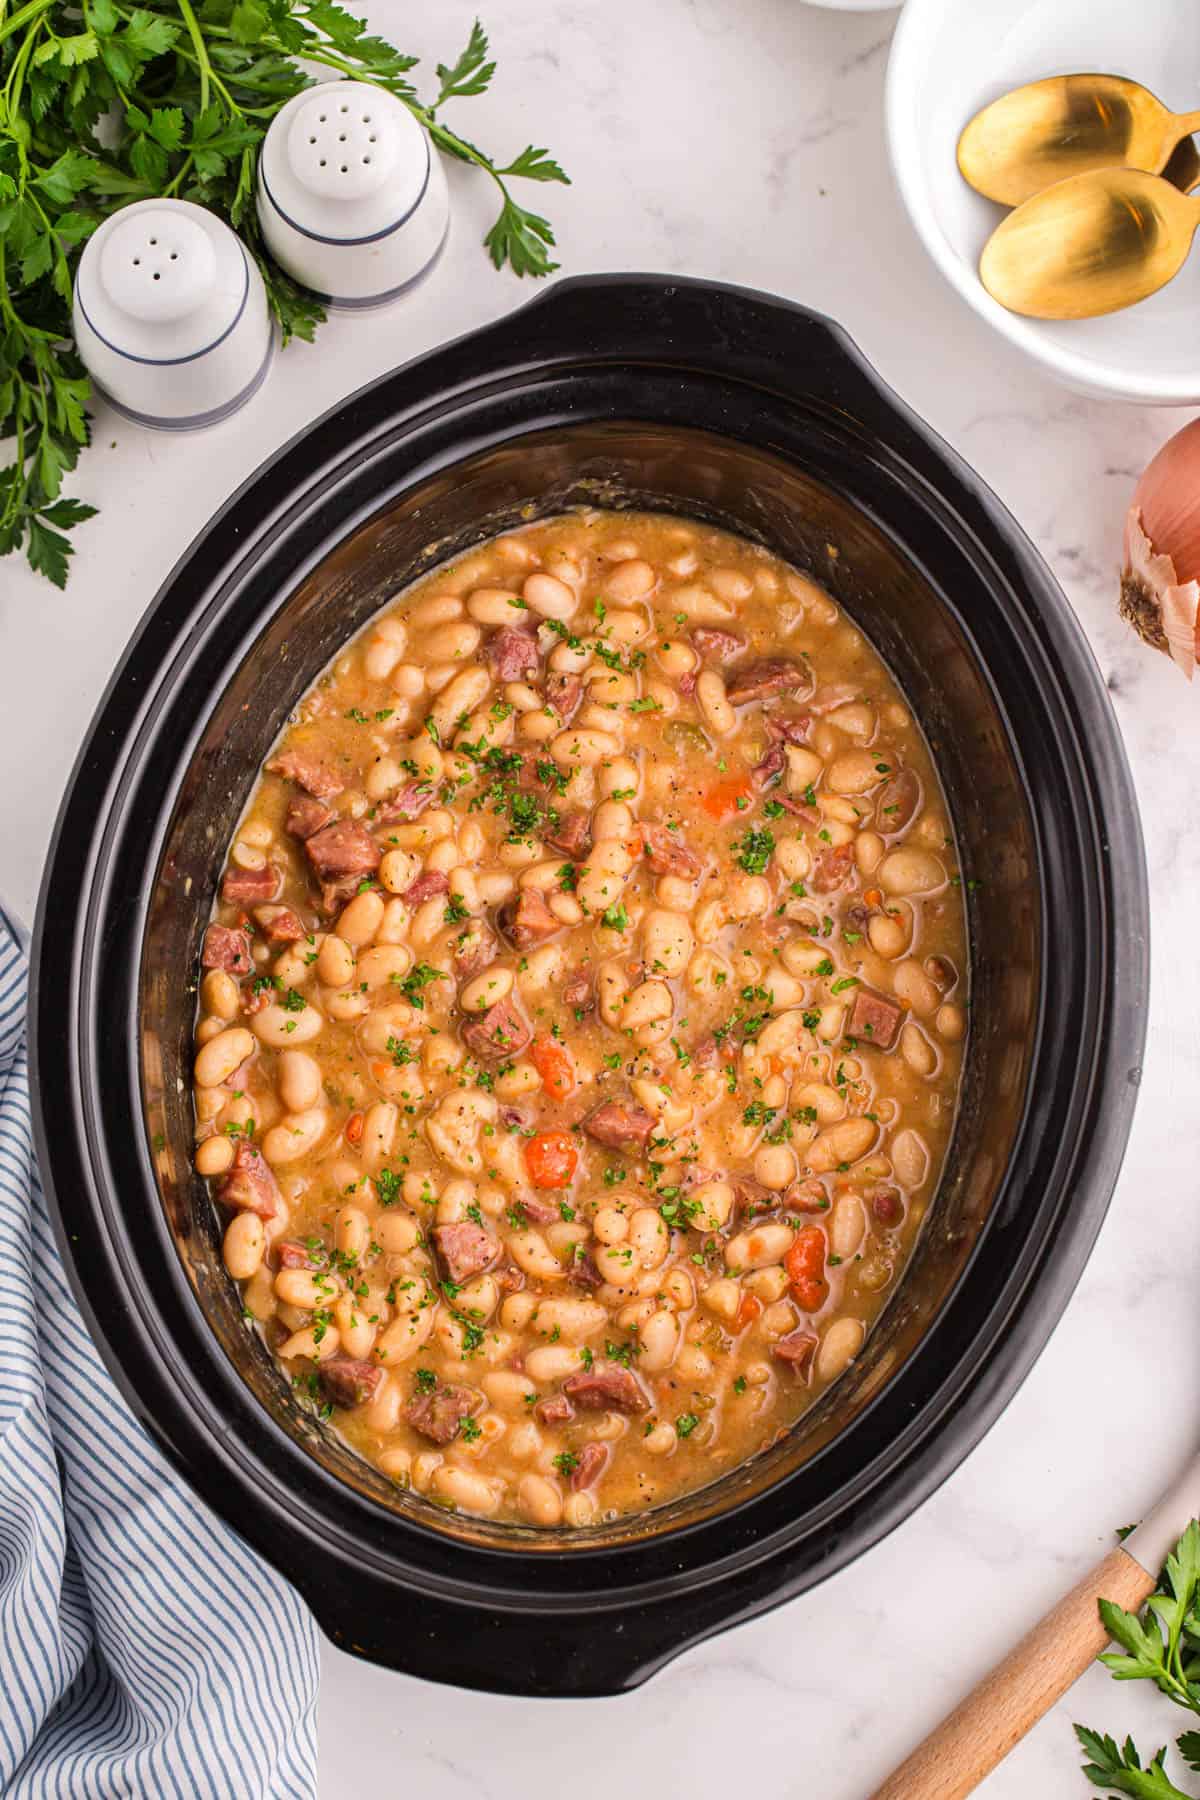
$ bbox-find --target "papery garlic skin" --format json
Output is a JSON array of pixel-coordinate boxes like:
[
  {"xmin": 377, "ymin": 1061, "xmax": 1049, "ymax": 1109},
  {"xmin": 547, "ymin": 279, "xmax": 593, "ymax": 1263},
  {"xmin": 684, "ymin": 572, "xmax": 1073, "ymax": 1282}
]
[
  {"xmin": 1121, "ymin": 506, "xmax": 1200, "ymax": 681},
  {"xmin": 1119, "ymin": 416, "xmax": 1200, "ymax": 681}
]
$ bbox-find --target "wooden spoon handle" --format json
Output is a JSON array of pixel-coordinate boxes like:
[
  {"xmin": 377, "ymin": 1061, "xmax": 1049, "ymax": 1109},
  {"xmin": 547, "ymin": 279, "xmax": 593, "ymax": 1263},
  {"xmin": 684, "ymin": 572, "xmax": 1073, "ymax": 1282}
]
[{"xmin": 871, "ymin": 1546, "xmax": 1154, "ymax": 1800}]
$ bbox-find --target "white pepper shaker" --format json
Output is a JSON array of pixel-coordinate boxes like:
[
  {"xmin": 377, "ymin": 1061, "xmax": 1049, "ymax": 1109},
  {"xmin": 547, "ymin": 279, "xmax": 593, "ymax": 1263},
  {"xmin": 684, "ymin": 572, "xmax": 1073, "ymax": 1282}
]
[
  {"xmin": 256, "ymin": 80, "xmax": 449, "ymax": 306},
  {"xmin": 72, "ymin": 198, "xmax": 273, "ymax": 430}
]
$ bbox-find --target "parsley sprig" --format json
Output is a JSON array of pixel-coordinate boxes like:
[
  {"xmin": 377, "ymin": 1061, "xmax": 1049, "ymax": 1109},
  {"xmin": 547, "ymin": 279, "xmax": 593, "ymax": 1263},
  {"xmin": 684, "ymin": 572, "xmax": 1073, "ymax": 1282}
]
[
  {"xmin": 0, "ymin": 7, "xmax": 569, "ymax": 584},
  {"xmin": 1077, "ymin": 1522, "xmax": 1200, "ymax": 1797}
]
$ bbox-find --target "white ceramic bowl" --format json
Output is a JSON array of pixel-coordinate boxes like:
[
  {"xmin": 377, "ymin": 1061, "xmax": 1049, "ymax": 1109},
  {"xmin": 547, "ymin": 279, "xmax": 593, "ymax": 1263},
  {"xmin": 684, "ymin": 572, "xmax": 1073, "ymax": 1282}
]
[{"xmin": 887, "ymin": 0, "xmax": 1200, "ymax": 404}]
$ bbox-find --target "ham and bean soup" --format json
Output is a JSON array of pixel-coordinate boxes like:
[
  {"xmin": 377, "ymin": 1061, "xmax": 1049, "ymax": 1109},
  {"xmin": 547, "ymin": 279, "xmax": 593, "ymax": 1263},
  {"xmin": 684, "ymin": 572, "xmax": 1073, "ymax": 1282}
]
[{"xmin": 192, "ymin": 511, "xmax": 967, "ymax": 1528}]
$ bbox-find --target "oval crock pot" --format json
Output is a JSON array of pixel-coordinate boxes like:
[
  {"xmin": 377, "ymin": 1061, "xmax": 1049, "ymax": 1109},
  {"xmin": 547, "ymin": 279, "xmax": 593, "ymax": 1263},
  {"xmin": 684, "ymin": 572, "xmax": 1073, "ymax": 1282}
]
[{"xmin": 31, "ymin": 275, "xmax": 1148, "ymax": 1696}]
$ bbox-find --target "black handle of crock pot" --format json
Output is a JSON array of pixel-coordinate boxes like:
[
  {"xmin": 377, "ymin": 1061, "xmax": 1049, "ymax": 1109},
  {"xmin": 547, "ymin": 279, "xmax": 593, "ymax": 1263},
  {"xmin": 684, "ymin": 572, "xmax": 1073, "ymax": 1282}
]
[{"xmin": 452, "ymin": 271, "xmax": 916, "ymax": 457}]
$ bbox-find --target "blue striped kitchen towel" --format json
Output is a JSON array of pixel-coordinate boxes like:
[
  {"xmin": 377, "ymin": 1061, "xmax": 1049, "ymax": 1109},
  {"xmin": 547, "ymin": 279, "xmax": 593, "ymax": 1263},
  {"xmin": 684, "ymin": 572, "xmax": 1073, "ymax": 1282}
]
[{"xmin": 0, "ymin": 908, "xmax": 319, "ymax": 1799}]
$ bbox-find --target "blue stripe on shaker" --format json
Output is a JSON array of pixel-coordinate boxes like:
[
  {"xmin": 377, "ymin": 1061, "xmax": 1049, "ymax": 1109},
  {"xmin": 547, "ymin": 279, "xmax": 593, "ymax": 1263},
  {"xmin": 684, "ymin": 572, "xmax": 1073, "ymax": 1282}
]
[{"xmin": 0, "ymin": 919, "xmax": 318, "ymax": 1798}]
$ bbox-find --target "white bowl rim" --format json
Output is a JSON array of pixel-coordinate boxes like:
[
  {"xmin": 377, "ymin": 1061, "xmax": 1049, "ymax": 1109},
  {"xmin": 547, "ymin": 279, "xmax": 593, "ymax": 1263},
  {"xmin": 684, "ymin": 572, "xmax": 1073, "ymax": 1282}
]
[{"xmin": 885, "ymin": 0, "xmax": 1200, "ymax": 404}]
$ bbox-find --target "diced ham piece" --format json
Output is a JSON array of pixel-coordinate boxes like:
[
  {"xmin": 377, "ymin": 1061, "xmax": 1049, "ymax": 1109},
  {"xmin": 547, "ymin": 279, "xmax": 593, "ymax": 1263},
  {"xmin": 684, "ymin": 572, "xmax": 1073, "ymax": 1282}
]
[
  {"xmin": 275, "ymin": 1239, "xmax": 320, "ymax": 1269},
  {"xmin": 512, "ymin": 1194, "xmax": 561, "ymax": 1227},
  {"xmin": 785, "ymin": 1178, "xmax": 830, "ymax": 1215},
  {"xmin": 876, "ymin": 766, "xmax": 922, "ymax": 838},
  {"xmin": 433, "ymin": 1221, "xmax": 500, "ymax": 1285},
  {"xmin": 846, "ymin": 984, "xmax": 904, "ymax": 1052},
  {"xmin": 562, "ymin": 967, "xmax": 593, "ymax": 1012},
  {"xmin": 765, "ymin": 712, "xmax": 812, "ymax": 745},
  {"xmin": 202, "ymin": 924, "xmax": 252, "ymax": 976},
  {"xmin": 772, "ymin": 1329, "xmax": 818, "ymax": 1373},
  {"xmin": 691, "ymin": 1034, "xmax": 720, "ymax": 1070},
  {"xmin": 304, "ymin": 818, "xmax": 380, "ymax": 889},
  {"xmin": 570, "ymin": 1442, "xmax": 610, "ymax": 1490},
  {"xmin": 811, "ymin": 842, "xmax": 855, "ymax": 893},
  {"xmin": 378, "ymin": 781, "xmax": 434, "ymax": 825},
  {"xmin": 221, "ymin": 864, "xmax": 280, "ymax": 904},
  {"xmin": 642, "ymin": 823, "xmax": 702, "ymax": 880},
  {"xmin": 217, "ymin": 1142, "xmax": 280, "ymax": 1219},
  {"xmin": 319, "ymin": 1359, "xmax": 383, "ymax": 1408},
  {"xmin": 546, "ymin": 673, "xmax": 583, "ymax": 723},
  {"xmin": 726, "ymin": 659, "xmax": 814, "ymax": 706},
  {"xmin": 692, "ymin": 628, "xmax": 746, "ymax": 663},
  {"xmin": 583, "ymin": 1101, "xmax": 657, "ymax": 1153},
  {"xmin": 750, "ymin": 742, "xmax": 786, "ymax": 791},
  {"xmin": 403, "ymin": 870, "xmax": 449, "ymax": 906},
  {"xmin": 486, "ymin": 626, "xmax": 540, "ymax": 682},
  {"xmin": 732, "ymin": 1175, "xmax": 776, "ymax": 1220},
  {"xmin": 449, "ymin": 922, "xmax": 497, "ymax": 980},
  {"xmin": 285, "ymin": 795, "xmax": 333, "ymax": 840},
  {"xmin": 406, "ymin": 1383, "xmax": 479, "ymax": 1445},
  {"xmin": 544, "ymin": 809, "xmax": 591, "ymax": 858},
  {"xmin": 498, "ymin": 886, "xmax": 561, "ymax": 950},
  {"xmin": 460, "ymin": 995, "xmax": 532, "ymax": 1064},
  {"xmin": 534, "ymin": 1392, "xmax": 575, "ymax": 1427},
  {"xmin": 567, "ymin": 1252, "xmax": 603, "ymax": 1290},
  {"xmin": 562, "ymin": 1361, "xmax": 649, "ymax": 1414},
  {"xmin": 255, "ymin": 905, "xmax": 305, "ymax": 945},
  {"xmin": 267, "ymin": 749, "xmax": 344, "ymax": 800}
]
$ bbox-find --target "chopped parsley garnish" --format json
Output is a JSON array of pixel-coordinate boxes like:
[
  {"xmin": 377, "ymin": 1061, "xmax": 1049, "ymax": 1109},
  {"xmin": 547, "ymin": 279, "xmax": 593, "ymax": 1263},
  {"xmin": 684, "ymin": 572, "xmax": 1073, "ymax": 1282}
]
[
  {"xmin": 601, "ymin": 902, "xmax": 629, "ymax": 932},
  {"xmin": 414, "ymin": 1368, "xmax": 437, "ymax": 1394},
  {"xmin": 675, "ymin": 1413, "xmax": 700, "ymax": 1439},
  {"xmin": 553, "ymin": 1450, "xmax": 580, "ymax": 1476},
  {"xmin": 375, "ymin": 1168, "xmax": 402, "ymax": 1207},
  {"xmin": 734, "ymin": 827, "xmax": 775, "ymax": 875},
  {"xmin": 400, "ymin": 963, "xmax": 443, "ymax": 1009}
]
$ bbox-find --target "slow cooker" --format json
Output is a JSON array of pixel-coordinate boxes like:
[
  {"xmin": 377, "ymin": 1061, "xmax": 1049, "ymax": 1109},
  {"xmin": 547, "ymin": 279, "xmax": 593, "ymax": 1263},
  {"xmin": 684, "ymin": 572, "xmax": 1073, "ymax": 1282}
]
[{"xmin": 31, "ymin": 276, "xmax": 1148, "ymax": 1694}]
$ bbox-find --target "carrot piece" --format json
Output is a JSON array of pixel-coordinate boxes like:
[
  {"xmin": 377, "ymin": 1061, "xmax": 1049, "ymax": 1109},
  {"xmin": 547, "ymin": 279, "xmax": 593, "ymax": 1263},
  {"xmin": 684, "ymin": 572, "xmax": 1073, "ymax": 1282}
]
[
  {"xmin": 702, "ymin": 775, "xmax": 753, "ymax": 821},
  {"xmin": 530, "ymin": 1037, "xmax": 576, "ymax": 1101},
  {"xmin": 735, "ymin": 1292, "xmax": 763, "ymax": 1332},
  {"xmin": 785, "ymin": 1224, "xmax": 829, "ymax": 1312},
  {"xmin": 523, "ymin": 1130, "xmax": 579, "ymax": 1189},
  {"xmin": 345, "ymin": 1111, "xmax": 364, "ymax": 1145},
  {"xmin": 863, "ymin": 887, "xmax": 883, "ymax": 908}
]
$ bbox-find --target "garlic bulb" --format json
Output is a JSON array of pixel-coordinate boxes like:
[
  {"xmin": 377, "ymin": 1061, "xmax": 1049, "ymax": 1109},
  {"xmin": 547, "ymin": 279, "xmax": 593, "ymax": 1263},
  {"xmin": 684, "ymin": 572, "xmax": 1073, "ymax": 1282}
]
[{"xmin": 1120, "ymin": 417, "xmax": 1200, "ymax": 680}]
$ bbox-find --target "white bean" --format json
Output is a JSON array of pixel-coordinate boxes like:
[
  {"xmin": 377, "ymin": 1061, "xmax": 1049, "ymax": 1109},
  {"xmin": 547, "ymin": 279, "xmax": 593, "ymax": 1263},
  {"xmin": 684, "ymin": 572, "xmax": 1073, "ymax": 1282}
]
[
  {"xmin": 252, "ymin": 1002, "xmax": 323, "ymax": 1048},
  {"xmin": 725, "ymin": 1221, "xmax": 795, "ymax": 1272},
  {"xmin": 194, "ymin": 1026, "xmax": 254, "ymax": 1089},
  {"xmin": 278, "ymin": 1048, "xmax": 322, "ymax": 1113},
  {"xmin": 696, "ymin": 668, "xmax": 736, "ymax": 736},
  {"xmin": 223, "ymin": 1211, "xmax": 265, "ymax": 1280},
  {"xmin": 817, "ymin": 1316, "xmax": 865, "ymax": 1382}
]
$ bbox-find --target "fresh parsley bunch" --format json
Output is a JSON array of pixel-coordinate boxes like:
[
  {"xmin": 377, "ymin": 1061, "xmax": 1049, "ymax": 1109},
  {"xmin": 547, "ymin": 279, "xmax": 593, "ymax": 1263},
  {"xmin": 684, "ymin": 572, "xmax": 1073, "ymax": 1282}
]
[
  {"xmin": 0, "ymin": 2, "xmax": 569, "ymax": 587},
  {"xmin": 1078, "ymin": 1522, "xmax": 1200, "ymax": 1797}
]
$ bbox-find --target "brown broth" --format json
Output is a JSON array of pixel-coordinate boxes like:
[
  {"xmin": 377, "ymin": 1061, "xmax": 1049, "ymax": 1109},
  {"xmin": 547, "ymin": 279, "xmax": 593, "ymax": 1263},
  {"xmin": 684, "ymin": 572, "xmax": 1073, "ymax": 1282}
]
[{"xmin": 193, "ymin": 509, "xmax": 968, "ymax": 1528}]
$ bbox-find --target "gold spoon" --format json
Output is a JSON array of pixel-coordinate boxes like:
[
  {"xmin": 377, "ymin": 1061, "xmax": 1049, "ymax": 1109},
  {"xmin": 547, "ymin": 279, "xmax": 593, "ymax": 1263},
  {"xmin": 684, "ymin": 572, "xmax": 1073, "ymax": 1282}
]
[
  {"xmin": 979, "ymin": 162, "xmax": 1200, "ymax": 319},
  {"xmin": 1163, "ymin": 132, "xmax": 1200, "ymax": 194},
  {"xmin": 959, "ymin": 74, "xmax": 1200, "ymax": 207}
]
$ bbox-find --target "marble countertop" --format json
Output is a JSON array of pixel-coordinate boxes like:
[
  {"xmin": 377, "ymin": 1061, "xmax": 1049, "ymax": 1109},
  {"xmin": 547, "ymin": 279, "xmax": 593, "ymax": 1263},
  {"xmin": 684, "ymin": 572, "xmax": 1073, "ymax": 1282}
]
[{"xmin": 3, "ymin": 2, "xmax": 1198, "ymax": 1794}]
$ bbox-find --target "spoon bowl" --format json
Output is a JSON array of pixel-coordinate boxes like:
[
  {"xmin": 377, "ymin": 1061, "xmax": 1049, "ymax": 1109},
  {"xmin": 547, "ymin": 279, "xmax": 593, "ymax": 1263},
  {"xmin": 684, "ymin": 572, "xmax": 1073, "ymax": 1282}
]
[
  {"xmin": 959, "ymin": 73, "xmax": 1200, "ymax": 207},
  {"xmin": 980, "ymin": 165, "xmax": 1200, "ymax": 319}
]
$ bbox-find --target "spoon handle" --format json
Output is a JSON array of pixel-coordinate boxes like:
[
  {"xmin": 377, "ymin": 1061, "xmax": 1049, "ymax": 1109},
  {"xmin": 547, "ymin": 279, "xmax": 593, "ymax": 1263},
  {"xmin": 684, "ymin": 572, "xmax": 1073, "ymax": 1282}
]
[
  {"xmin": 1173, "ymin": 109, "xmax": 1200, "ymax": 135},
  {"xmin": 871, "ymin": 1455, "xmax": 1200, "ymax": 1800}
]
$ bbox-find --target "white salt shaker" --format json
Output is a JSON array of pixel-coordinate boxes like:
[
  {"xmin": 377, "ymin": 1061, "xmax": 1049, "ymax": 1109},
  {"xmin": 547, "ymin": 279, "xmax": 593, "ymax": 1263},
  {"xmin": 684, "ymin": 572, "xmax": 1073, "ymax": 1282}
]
[
  {"xmin": 256, "ymin": 80, "xmax": 449, "ymax": 306},
  {"xmin": 72, "ymin": 199, "xmax": 273, "ymax": 430}
]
